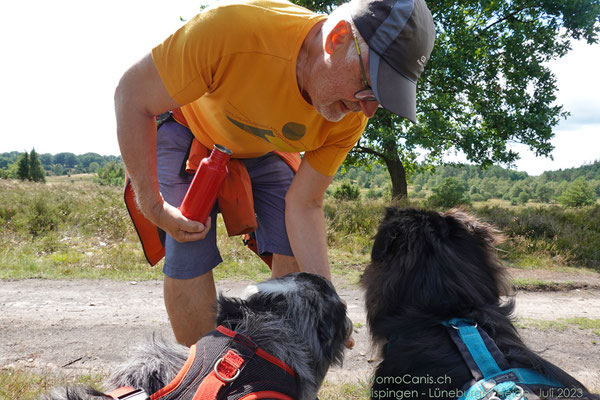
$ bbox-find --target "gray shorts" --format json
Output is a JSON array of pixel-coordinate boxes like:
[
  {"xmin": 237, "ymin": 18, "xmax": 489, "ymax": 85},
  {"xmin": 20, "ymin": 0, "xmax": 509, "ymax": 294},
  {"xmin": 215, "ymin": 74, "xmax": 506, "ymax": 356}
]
[{"xmin": 156, "ymin": 119, "xmax": 294, "ymax": 279}]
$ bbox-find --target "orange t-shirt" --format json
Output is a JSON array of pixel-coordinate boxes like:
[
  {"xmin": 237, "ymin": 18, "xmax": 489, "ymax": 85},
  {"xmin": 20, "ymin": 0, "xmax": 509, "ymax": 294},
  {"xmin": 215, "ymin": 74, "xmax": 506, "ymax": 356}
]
[{"xmin": 151, "ymin": 0, "xmax": 368, "ymax": 176}]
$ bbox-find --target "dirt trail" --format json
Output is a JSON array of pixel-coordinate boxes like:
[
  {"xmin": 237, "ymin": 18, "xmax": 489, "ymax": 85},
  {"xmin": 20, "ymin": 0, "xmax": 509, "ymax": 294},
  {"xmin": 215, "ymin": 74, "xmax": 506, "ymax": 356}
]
[{"xmin": 1, "ymin": 269, "xmax": 599, "ymax": 391}]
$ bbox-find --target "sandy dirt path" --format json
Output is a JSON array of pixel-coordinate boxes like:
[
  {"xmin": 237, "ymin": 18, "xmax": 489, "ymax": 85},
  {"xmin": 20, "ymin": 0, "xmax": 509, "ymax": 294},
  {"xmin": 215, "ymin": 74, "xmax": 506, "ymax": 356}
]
[{"xmin": 1, "ymin": 274, "xmax": 599, "ymax": 391}]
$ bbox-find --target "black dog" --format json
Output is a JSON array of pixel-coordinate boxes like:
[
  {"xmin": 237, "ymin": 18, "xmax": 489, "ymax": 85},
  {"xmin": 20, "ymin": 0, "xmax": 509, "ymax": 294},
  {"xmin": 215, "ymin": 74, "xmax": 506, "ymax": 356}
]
[
  {"xmin": 40, "ymin": 272, "xmax": 351, "ymax": 400},
  {"xmin": 361, "ymin": 207, "xmax": 597, "ymax": 400}
]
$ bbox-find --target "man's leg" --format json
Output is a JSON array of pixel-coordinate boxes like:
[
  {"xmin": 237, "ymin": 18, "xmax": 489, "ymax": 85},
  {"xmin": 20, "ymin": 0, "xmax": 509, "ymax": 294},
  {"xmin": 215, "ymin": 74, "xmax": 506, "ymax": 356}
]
[
  {"xmin": 243, "ymin": 154, "xmax": 300, "ymax": 279},
  {"xmin": 271, "ymin": 254, "xmax": 300, "ymax": 278},
  {"xmin": 157, "ymin": 120, "xmax": 223, "ymax": 347},
  {"xmin": 164, "ymin": 272, "xmax": 217, "ymax": 346}
]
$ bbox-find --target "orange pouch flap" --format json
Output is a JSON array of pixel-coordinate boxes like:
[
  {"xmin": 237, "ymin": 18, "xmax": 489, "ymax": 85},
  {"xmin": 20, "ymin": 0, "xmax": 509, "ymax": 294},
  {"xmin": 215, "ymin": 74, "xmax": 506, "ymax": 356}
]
[
  {"xmin": 218, "ymin": 159, "xmax": 257, "ymax": 237},
  {"xmin": 124, "ymin": 178, "xmax": 165, "ymax": 266}
]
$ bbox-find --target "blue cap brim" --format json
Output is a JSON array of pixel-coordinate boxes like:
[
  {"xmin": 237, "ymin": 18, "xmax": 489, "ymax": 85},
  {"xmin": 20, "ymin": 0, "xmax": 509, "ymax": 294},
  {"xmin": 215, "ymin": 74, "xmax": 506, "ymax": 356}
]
[{"xmin": 369, "ymin": 48, "xmax": 417, "ymax": 123}]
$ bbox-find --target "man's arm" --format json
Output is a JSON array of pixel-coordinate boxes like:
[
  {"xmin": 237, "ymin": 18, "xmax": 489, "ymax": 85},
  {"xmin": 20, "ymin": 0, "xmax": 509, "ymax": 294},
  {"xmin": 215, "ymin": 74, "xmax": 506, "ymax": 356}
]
[
  {"xmin": 114, "ymin": 53, "xmax": 210, "ymax": 242},
  {"xmin": 284, "ymin": 159, "xmax": 334, "ymax": 280}
]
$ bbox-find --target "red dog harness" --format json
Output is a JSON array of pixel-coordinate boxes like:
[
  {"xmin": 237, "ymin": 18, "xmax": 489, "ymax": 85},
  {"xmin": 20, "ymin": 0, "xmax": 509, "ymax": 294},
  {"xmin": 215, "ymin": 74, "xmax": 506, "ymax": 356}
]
[{"xmin": 106, "ymin": 326, "xmax": 298, "ymax": 400}]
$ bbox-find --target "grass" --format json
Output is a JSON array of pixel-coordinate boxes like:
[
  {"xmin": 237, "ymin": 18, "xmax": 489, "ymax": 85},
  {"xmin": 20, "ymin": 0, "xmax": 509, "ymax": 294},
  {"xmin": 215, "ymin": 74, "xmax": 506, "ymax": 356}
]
[
  {"xmin": 1, "ymin": 368, "xmax": 369, "ymax": 400},
  {"xmin": 0, "ymin": 369, "xmax": 103, "ymax": 400},
  {"xmin": 0, "ymin": 177, "xmax": 276, "ymax": 282},
  {"xmin": 516, "ymin": 317, "xmax": 600, "ymax": 338},
  {"xmin": 2, "ymin": 177, "xmax": 600, "ymax": 282},
  {"xmin": 0, "ymin": 177, "xmax": 377, "ymax": 282}
]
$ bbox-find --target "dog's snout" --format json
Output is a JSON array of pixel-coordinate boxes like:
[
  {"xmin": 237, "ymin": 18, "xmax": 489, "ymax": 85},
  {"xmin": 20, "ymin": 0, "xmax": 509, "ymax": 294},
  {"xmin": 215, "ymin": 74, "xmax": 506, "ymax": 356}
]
[{"xmin": 345, "ymin": 316, "xmax": 353, "ymax": 338}]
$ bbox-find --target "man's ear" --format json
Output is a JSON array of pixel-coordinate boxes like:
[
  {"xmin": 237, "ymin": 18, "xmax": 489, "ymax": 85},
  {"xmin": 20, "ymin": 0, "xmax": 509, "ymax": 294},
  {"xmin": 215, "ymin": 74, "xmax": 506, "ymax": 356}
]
[{"xmin": 324, "ymin": 20, "xmax": 351, "ymax": 55}]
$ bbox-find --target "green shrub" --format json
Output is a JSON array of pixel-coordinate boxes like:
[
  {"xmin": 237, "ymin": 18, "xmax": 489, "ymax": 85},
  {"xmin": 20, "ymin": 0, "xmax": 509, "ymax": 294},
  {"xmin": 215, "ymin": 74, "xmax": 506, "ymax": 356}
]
[
  {"xmin": 427, "ymin": 177, "xmax": 471, "ymax": 208},
  {"xmin": 471, "ymin": 193, "xmax": 486, "ymax": 202},
  {"xmin": 365, "ymin": 188, "xmax": 383, "ymax": 199},
  {"xmin": 517, "ymin": 191, "xmax": 530, "ymax": 205},
  {"xmin": 95, "ymin": 161, "xmax": 125, "ymax": 186},
  {"xmin": 323, "ymin": 200, "xmax": 383, "ymax": 237},
  {"xmin": 475, "ymin": 205, "xmax": 600, "ymax": 269},
  {"xmin": 333, "ymin": 181, "xmax": 360, "ymax": 201},
  {"xmin": 27, "ymin": 196, "xmax": 60, "ymax": 237},
  {"xmin": 558, "ymin": 177, "xmax": 596, "ymax": 207}
]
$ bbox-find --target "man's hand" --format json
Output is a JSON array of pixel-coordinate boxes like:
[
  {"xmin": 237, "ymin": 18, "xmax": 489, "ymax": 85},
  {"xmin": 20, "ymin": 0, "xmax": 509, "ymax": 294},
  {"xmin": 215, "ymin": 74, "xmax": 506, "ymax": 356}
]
[{"xmin": 149, "ymin": 200, "xmax": 212, "ymax": 243}]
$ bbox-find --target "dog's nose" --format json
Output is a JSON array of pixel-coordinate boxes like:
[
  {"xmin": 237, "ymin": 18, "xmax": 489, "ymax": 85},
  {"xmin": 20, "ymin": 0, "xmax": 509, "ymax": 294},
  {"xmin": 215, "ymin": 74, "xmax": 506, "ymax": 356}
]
[{"xmin": 345, "ymin": 316, "xmax": 355, "ymax": 349}]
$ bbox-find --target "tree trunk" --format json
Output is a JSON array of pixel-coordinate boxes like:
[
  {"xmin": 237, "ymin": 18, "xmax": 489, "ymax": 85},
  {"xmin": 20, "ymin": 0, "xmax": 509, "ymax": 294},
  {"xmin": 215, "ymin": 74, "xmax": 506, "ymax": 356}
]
[{"xmin": 383, "ymin": 152, "xmax": 408, "ymax": 199}]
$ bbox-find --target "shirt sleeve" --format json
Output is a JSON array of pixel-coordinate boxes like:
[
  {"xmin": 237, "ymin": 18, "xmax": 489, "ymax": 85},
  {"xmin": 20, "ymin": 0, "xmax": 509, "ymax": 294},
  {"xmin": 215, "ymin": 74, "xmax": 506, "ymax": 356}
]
[{"xmin": 151, "ymin": 8, "xmax": 226, "ymax": 105}]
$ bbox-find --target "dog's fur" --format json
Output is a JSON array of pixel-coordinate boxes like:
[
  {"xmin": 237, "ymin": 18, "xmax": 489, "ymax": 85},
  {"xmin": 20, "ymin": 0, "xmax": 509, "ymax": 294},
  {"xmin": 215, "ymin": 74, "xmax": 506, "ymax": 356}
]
[
  {"xmin": 361, "ymin": 207, "xmax": 598, "ymax": 400},
  {"xmin": 40, "ymin": 272, "xmax": 351, "ymax": 400}
]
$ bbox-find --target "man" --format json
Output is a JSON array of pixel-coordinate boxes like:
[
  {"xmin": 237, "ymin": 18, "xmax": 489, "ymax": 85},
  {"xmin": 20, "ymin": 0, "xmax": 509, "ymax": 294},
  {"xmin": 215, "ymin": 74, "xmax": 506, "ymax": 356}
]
[{"xmin": 115, "ymin": 0, "xmax": 435, "ymax": 346}]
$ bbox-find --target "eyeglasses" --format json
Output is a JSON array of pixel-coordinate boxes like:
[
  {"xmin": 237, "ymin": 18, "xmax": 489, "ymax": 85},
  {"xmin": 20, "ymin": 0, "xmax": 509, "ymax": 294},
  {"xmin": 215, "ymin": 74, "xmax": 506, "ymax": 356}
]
[{"xmin": 352, "ymin": 32, "xmax": 378, "ymax": 103}]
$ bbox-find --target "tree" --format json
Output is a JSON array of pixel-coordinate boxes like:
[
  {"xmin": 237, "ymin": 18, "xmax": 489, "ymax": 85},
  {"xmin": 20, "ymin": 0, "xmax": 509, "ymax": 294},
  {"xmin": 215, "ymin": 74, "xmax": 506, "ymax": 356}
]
[
  {"xmin": 427, "ymin": 177, "xmax": 470, "ymax": 208},
  {"xmin": 558, "ymin": 177, "xmax": 596, "ymax": 207},
  {"xmin": 39, "ymin": 153, "xmax": 53, "ymax": 169},
  {"xmin": 333, "ymin": 0, "xmax": 600, "ymax": 198},
  {"xmin": 535, "ymin": 184, "xmax": 554, "ymax": 203},
  {"xmin": 17, "ymin": 152, "xmax": 30, "ymax": 181},
  {"xmin": 53, "ymin": 163, "xmax": 65, "ymax": 176},
  {"xmin": 88, "ymin": 162, "xmax": 100, "ymax": 173},
  {"xmin": 79, "ymin": 152, "xmax": 105, "ymax": 171},
  {"xmin": 29, "ymin": 148, "xmax": 46, "ymax": 183},
  {"xmin": 53, "ymin": 152, "xmax": 78, "ymax": 169}
]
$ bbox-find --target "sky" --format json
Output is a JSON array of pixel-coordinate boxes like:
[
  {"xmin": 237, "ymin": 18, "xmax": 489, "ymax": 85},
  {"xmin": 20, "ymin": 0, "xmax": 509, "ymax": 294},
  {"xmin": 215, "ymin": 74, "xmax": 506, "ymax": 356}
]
[{"xmin": 1, "ymin": 0, "xmax": 598, "ymax": 176}]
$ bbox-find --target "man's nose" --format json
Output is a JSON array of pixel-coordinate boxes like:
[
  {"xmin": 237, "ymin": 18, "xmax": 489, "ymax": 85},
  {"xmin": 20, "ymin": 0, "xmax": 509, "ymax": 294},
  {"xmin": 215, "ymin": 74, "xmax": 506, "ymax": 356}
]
[{"xmin": 360, "ymin": 100, "xmax": 380, "ymax": 118}]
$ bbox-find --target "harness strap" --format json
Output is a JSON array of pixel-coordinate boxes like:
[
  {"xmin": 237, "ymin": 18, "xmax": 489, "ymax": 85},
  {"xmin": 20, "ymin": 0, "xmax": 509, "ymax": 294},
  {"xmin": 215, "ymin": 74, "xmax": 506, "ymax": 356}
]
[
  {"xmin": 443, "ymin": 318, "xmax": 504, "ymax": 378},
  {"xmin": 193, "ymin": 349, "xmax": 246, "ymax": 399},
  {"xmin": 216, "ymin": 325, "xmax": 295, "ymax": 377},
  {"xmin": 443, "ymin": 318, "xmax": 564, "ymax": 400}
]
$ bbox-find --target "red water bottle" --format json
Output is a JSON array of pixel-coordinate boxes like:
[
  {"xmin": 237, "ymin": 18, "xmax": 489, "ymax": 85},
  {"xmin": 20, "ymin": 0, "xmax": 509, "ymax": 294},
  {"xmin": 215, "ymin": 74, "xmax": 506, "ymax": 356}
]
[{"xmin": 179, "ymin": 144, "xmax": 233, "ymax": 223}]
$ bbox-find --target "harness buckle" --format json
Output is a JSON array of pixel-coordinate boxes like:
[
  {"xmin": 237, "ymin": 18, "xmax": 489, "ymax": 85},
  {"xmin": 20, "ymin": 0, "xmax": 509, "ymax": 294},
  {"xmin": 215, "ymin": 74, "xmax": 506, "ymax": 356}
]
[{"xmin": 489, "ymin": 383, "xmax": 525, "ymax": 400}]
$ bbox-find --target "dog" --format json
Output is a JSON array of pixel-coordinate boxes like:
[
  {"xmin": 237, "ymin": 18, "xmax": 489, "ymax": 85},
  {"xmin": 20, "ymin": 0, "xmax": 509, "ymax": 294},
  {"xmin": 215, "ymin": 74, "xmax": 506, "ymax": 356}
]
[
  {"xmin": 40, "ymin": 272, "xmax": 352, "ymax": 400},
  {"xmin": 361, "ymin": 207, "xmax": 598, "ymax": 400}
]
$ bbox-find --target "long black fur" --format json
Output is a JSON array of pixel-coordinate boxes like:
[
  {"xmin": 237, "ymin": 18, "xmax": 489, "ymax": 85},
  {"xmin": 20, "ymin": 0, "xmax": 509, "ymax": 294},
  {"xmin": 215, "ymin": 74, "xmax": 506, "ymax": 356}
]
[
  {"xmin": 361, "ymin": 207, "xmax": 597, "ymax": 400},
  {"xmin": 40, "ymin": 272, "xmax": 351, "ymax": 400}
]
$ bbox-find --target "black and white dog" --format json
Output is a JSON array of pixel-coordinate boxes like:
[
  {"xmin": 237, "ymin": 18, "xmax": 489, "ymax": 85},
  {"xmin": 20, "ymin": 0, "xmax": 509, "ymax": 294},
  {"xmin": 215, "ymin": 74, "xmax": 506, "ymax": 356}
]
[
  {"xmin": 361, "ymin": 207, "xmax": 598, "ymax": 400},
  {"xmin": 41, "ymin": 272, "xmax": 352, "ymax": 400}
]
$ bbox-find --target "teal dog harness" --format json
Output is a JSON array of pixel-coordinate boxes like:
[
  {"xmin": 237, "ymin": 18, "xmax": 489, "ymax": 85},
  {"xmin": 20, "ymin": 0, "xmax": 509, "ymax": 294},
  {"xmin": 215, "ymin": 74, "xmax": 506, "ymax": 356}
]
[{"xmin": 442, "ymin": 318, "xmax": 563, "ymax": 400}]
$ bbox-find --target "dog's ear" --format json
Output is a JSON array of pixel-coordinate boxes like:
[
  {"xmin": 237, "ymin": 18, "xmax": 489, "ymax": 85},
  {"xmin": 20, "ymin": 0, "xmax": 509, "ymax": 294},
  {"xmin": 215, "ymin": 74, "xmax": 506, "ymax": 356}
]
[
  {"xmin": 444, "ymin": 208, "xmax": 504, "ymax": 246},
  {"xmin": 371, "ymin": 207, "xmax": 406, "ymax": 262},
  {"xmin": 241, "ymin": 273, "xmax": 347, "ymax": 367},
  {"xmin": 216, "ymin": 296, "xmax": 251, "ymax": 326},
  {"xmin": 285, "ymin": 274, "xmax": 347, "ymax": 365}
]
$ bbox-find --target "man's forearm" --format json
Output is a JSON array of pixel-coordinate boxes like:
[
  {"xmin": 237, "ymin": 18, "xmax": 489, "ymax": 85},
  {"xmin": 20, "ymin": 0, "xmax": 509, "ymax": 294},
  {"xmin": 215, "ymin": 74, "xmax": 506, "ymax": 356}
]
[
  {"xmin": 114, "ymin": 53, "xmax": 180, "ymax": 222},
  {"xmin": 286, "ymin": 201, "xmax": 331, "ymax": 280},
  {"xmin": 115, "ymin": 105, "xmax": 163, "ymax": 220}
]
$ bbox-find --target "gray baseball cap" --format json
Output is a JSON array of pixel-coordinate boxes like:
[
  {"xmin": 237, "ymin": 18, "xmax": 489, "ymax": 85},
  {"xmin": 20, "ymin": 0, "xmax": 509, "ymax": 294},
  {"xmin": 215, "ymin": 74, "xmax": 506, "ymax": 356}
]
[{"xmin": 350, "ymin": 0, "xmax": 435, "ymax": 122}]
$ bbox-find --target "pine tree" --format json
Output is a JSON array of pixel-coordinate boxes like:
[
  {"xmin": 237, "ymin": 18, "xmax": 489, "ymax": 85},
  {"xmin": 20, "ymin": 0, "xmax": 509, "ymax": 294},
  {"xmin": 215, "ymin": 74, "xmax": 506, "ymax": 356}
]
[
  {"xmin": 29, "ymin": 148, "xmax": 46, "ymax": 182},
  {"xmin": 17, "ymin": 152, "xmax": 30, "ymax": 181},
  {"xmin": 558, "ymin": 177, "xmax": 596, "ymax": 207}
]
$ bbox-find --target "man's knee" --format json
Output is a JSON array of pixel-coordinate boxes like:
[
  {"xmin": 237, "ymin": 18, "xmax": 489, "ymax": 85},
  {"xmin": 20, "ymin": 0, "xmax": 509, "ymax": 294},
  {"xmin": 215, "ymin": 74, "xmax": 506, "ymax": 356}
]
[{"xmin": 164, "ymin": 273, "xmax": 218, "ymax": 346}]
